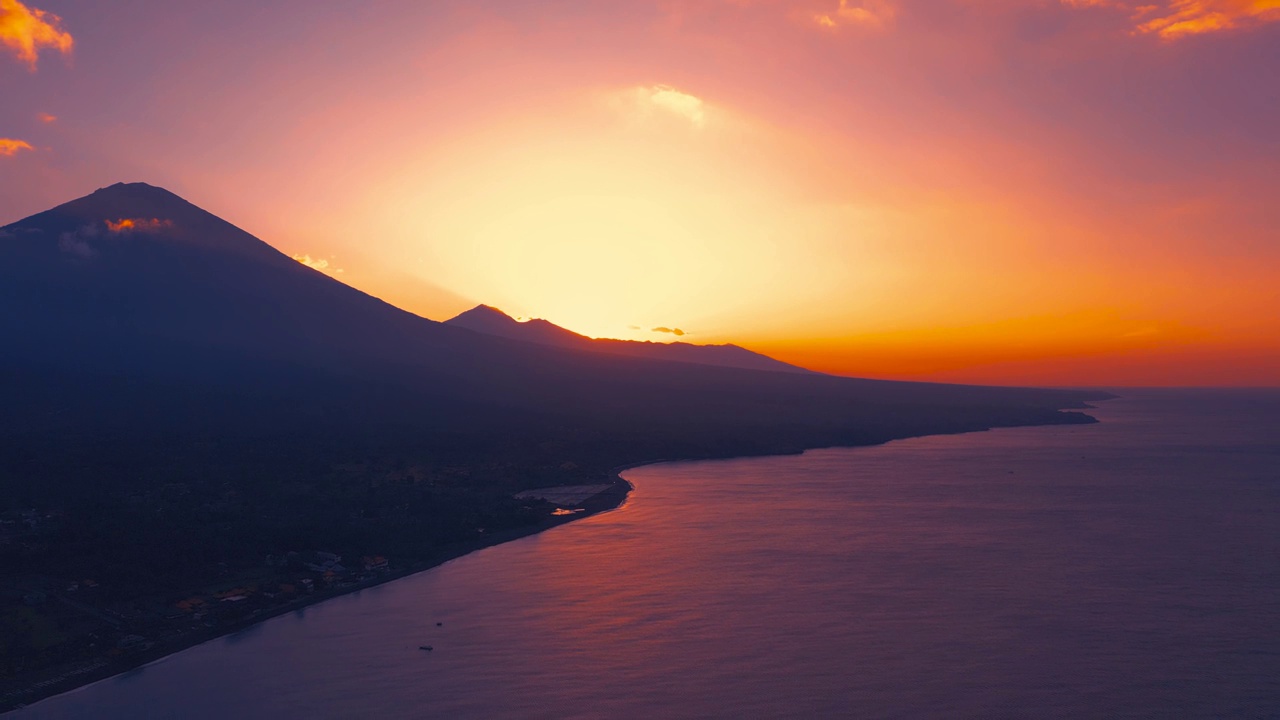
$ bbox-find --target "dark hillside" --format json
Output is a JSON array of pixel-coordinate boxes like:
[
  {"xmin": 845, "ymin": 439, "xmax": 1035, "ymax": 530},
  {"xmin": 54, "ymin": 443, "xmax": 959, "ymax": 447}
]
[{"xmin": 0, "ymin": 184, "xmax": 1111, "ymax": 690}]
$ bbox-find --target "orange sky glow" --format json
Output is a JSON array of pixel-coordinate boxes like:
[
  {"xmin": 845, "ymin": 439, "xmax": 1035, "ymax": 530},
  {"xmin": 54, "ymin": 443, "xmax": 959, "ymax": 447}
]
[{"xmin": 1, "ymin": 0, "xmax": 1277, "ymax": 386}]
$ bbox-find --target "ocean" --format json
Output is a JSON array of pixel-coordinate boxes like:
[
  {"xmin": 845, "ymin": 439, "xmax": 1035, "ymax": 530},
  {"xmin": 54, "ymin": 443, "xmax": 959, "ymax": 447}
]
[{"xmin": 16, "ymin": 389, "xmax": 1280, "ymax": 718}]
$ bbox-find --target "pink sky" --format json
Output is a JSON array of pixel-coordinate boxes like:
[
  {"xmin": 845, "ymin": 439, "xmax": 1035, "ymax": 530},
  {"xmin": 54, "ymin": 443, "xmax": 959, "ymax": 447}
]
[{"xmin": 2, "ymin": 0, "xmax": 1277, "ymax": 385}]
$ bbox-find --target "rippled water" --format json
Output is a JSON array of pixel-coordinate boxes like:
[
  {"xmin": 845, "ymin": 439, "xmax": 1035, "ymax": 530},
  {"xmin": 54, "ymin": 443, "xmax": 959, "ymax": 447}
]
[{"xmin": 19, "ymin": 390, "xmax": 1280, "ymax": 719}]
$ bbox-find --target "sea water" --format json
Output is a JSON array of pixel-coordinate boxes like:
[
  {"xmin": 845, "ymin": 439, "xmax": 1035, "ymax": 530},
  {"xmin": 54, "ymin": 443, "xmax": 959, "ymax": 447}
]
[{"xmin": 18, "ymin": 389, "xmax": 1280, "ymax": 718}]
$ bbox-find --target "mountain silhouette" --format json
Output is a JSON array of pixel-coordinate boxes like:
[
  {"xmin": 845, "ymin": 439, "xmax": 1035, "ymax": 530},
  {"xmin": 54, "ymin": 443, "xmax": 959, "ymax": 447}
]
[
  {"xmin": 446, "ymin": 305, "xmax": 813, "ymax": 375},
  {"xmin": 447, "ymin": 305, "xmax": 588, "ymax": 347},
  {"xmin": 1, "ymin": 182, "xmax": 1109, "ymax": 477},
  {"xmin": 0, "ymin": 183, "xmax": 1113, "ymax": 678},
  {"xmin": 0, "ymin": 184, "xmax": 1118, "ymax": 703},
  {"xmin": 0, "ymin": 182, "xmax": 482, "ymax": 378}
]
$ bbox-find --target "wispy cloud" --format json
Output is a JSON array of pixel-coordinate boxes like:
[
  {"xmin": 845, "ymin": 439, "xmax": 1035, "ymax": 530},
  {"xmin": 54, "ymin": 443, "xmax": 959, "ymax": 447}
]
[
  {"xmin": 0, "ymin": 0, "xmax": 74, "ymax": 70},
  {"xmin": 56, "ymin": 218, "xmax": 176, "ymax": 259},
  {"xmin": 652, "ymin": 326, "xmax": 687, "ymax": 336},
  {"xmin": 813, "ymin": 0, "xmax": 898, "ymax": 30},
  {"xmin": 614, "ymin": 85, "xmax": 708, "ymax": 128},
  {"xmin": 292, "ymin": 253, "xmax": 344, "ymax": 275},
  {"xmin": 744, "ymin": 0, "xmax": 1277, "ymax": 39},
  {"xmin": 57, "ymin": 223, "xmax": 100, "ymax": 259},
  {"xmin": 0, "ymin": 138, "xmax": 34, "ymax": 156},
  {"xmin": 648, "ymin": 86, "xmax": 706, "ymax": 127},
  {"xmin": 58, "ymin": 234, "xmax": 95, "ymax": 259},
  {"xmin": 1062, "ymin": 0, "xmax": 1280, "ymax": 38},
  {"xmin": 36, "ymin": 111, "xmax": 56, "ymax": 123}
]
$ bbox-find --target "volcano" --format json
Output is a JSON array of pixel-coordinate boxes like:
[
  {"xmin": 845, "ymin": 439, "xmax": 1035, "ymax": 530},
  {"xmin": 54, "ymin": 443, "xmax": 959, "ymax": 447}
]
[{"xmin": 0, "ymin": 182, "xmax": 1106, "ymax": 460}]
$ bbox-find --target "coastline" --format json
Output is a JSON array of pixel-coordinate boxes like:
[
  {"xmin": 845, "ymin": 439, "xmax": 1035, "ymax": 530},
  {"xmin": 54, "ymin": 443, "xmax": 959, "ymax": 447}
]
[
  {"xmin": 1, "ymin": 475, "xmax": 635, "ymax": 715},
  {"xmin": 1, "ymin": 409, "xmax": 1102, "ymax": 714}
]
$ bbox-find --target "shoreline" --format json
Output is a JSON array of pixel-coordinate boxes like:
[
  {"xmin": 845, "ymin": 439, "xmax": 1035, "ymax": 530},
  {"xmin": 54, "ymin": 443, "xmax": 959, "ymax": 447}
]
[
  {"xmin": 1, "ymin": 410, "xmax": 1103, "ymax": 714},
  {"xmin": 1, "ymin": 474, "xmax": 636, "ymax": 715}
]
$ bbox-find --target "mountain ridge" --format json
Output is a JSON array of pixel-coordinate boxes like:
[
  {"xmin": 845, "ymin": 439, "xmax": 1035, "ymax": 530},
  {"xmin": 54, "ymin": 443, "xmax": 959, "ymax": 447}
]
[
  {"xmin": 445, "ymin": 304, "xmax": 816, "ymax": 375},
  {"xmin": 1, "ymin": 181, "xmax": 1110, "ymax": 447}
]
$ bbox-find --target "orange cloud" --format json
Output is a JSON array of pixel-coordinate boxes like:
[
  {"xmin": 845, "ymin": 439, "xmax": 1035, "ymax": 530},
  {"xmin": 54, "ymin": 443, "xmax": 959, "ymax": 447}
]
[
  {"xmin": 0, "ymin": 0, "xmax": 74, "ymax": 70},
  {"xmin": 105, "ymin": 218, "xmax": 174, "ymax": 233},
  {"xmin": 1061, "ymin": 0, "xmax": 1280, "ymax": 37},
  {"xmin": 0, "ymin": 137, "xmax": 34, "ymax": 156},
  {"xmin": 37, "ymin": 112, "xmax": 56, "ymax": 123},
  {"xmin": 813, "ymin": 0, "xmax": 897, "ymax": 30},
  {"xmin": 292, "ymin": 253, "xmax": 344, "ymax": 275},
  {"xmin": 1138, "ymin": 0, "xmax": 1280, "ymax": 37}
]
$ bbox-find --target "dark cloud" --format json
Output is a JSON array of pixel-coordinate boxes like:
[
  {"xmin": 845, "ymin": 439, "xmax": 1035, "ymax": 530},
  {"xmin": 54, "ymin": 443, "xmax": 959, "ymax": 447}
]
[{"xmin": 57, "ymin": 223, "xmax": 100, "ymax": 259}]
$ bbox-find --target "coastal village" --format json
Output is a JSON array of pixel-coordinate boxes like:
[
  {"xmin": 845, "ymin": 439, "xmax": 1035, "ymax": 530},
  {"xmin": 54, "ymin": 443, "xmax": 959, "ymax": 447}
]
[
  {"xmin": 1, "ymin": 539, "xmax": 395, "ymax": 708},
  {"xmin": 0, "ymin": 481, "xmax": 626, "ymax": 711}
]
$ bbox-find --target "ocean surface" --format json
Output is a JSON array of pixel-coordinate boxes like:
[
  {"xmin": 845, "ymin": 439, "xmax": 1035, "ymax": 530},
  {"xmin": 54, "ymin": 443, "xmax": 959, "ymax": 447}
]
[{"xmin": 17, "ymin": 389, "xmax": 1280, "ymax": 719}]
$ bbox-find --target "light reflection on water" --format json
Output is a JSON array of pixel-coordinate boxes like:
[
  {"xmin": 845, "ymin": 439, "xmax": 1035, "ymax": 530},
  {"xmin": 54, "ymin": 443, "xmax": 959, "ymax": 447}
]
[{"xmin": 18, "ymin": 390, "xmax": 1280, "ymax": 719}]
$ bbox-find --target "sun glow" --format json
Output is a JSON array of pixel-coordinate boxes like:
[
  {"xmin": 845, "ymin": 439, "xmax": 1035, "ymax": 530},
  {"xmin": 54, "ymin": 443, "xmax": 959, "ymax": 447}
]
[
  {"xmin": 334, "ymin": 70, "xmax": 1278, "ymax": 381},
  {"xmin": 364, "ymin": 94, "xmax": 859, "ymax": 341},
  {"xmin": 5, "ymin": 1, "xmax": 1273, "ymax": 384}
]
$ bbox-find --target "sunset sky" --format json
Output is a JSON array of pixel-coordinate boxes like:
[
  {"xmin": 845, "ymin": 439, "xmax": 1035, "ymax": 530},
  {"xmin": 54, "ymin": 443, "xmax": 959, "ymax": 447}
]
[{"xmin": 2, "ymin": 0, "xmax": 1277, "ymax": 386}]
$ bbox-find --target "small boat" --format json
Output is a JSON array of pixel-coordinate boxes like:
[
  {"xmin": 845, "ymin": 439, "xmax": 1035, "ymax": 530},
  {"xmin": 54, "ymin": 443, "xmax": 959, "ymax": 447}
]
[{"xmin": 419, "ymin": 645, "xmax": 433, "ymax": 651}]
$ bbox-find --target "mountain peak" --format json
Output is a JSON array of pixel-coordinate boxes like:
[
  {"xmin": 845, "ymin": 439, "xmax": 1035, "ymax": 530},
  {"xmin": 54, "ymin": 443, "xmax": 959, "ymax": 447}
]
[
  {"xmin": 446, "ymin": 305, "xmax": 589, "ymax": 345},
  {"xmin": 444, "ymin": 305, "xmax": 816, "ymax": 375},
  {"xmin": 0, "ymin": 181, "xmax": 202, "ymax": 232},
  {"xmin": 460, "ymin": 304, "xmax": 514, "ymax": 319},
  {"xmin": 1, "ymin": 182, "xmax": 290, "ymax": 265},
  {"xmin": 73, "ymin": 181, "xmax": 199, "ymax": 219},
  {"xmin": 448, "ymin": 304, "xmax": 520, "ymax": 327},
  {"xmin": 57, "ymin": 181, "xmax": 188, "ymax": 211},
  {"xmin": 95, "ymin": 181, "xmax": 174, "ymax": 195}
]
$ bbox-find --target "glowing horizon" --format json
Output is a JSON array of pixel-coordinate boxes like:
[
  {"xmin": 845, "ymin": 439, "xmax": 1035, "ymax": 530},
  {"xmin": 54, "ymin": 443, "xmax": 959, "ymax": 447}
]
[{"xmin": 1, "ymin": 0, "xmax": 1277, "ymax": 386}]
